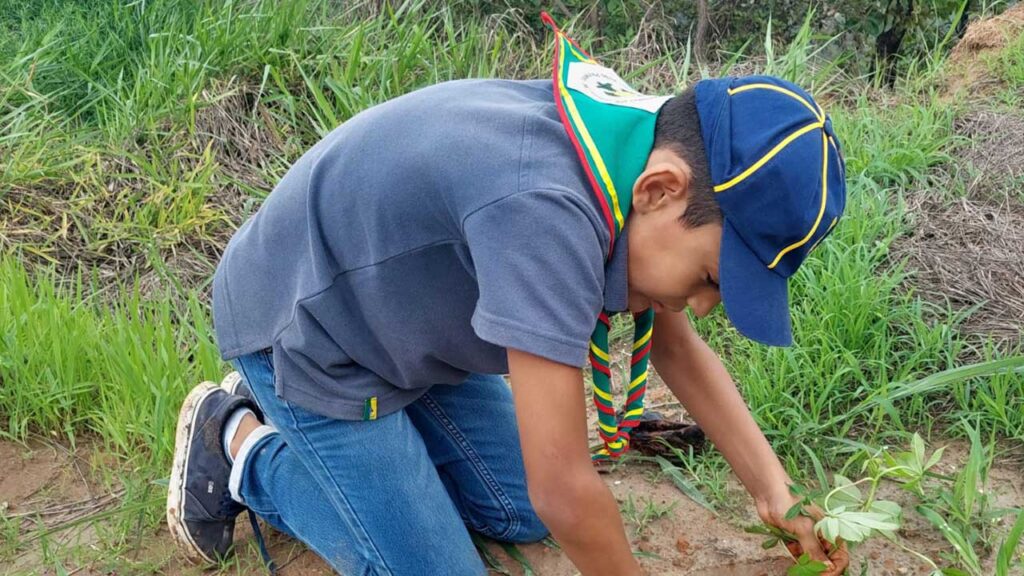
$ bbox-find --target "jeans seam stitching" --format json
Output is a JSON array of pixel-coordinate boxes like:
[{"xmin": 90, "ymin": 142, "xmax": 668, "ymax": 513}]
[{"xmin": 420, "ymin": 394, "xmax": 521, "ymax": 541}]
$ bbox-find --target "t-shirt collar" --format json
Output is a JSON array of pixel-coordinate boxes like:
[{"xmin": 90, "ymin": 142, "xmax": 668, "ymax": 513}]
[{"xmin": 603, "ymin": 223, "xmax": 630, "ymax": 313}]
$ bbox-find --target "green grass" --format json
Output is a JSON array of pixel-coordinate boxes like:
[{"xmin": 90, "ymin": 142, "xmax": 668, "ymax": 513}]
[
  {"xmin": 989, "ymin": 28, "xmax": 1024, "ymax": 88},
  {"xmin": 1, "ymin": 0, "xmax": 1023, "ymax": 573},
  {"xmin": 0, "ymin": 259, "xmax": 223, "ymax": 467}
]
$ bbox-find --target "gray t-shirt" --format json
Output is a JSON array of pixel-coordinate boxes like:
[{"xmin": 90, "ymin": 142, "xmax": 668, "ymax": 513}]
[{"xmin": 212, "ymin": 79, "xmax": 630, "ymax": 420}]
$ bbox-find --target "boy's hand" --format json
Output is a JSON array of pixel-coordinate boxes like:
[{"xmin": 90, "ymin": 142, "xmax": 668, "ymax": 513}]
[
  {"xmin": 756, "ymin": 490, "xmax": 850, "ymax": 575},
  {"xmin": 650, "ymin": 312, "xmax": 848, "ymax": 574}
]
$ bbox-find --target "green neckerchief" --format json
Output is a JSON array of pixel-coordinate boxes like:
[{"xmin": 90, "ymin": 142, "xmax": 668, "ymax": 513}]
[{"xmin": 542, "ymin": 13, "xmax": 669, "ymax": 460}]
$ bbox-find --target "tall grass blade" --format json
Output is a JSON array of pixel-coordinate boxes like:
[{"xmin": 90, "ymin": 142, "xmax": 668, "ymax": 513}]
[{"xmin": 996, "ymin": 509, "xmax": 1024, "ymax": 576}]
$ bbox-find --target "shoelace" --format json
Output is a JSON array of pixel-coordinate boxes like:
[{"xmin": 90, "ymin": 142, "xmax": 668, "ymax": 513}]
[
  {"xmin": 218, "ymin": 493, "xmax": 276, "ymax": 574},
  {"xmin": 248, "ymin": 508, "xmax": 277, "ymax": 574}
]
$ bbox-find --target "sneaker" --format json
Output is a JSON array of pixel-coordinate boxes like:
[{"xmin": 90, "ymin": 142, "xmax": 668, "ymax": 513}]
[
  {"xmin": 167, "ymin": 382, "xmax": 257, "ymax": 564},
  {"xmin": 220, "ymin": 371, "xmax": 262, "ymax": 420}
]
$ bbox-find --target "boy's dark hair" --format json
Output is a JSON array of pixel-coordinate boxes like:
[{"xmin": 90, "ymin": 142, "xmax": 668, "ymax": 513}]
[{"xmin": 653, "ymin": 88, "xmax": 721, "ymax": 228}]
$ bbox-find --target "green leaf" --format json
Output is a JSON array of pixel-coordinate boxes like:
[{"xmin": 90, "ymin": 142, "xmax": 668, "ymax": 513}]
[
  {"xmin": 828, "ymin": 474, "xmax": 863, "ymax": 509},
  {"xmin": 470, "ymin": 533, "xmax": 510, "ymax": 575},
  {"xmin": 817, "ymin": 511, "xmax": 899, "ymax": 544},
  {"xmin": 868, "ymin": 500, "xmax": 903, "ymax": 519},
  {"xmin": 787, "ymin": 553, "xmax": 829, "ymax": 576},
  {"xmin": 744, "ymin": 524, "xmax": 776, "ymax": 537},
  {"xmin": 996, "ymin": 509, "xmax": 1024, "ymax": 576},
  {"xmin": 654, "ymin": 456, "xmax": 715, "ymax": 512},
  {"xmin": 925, "ymin": 446, "xmax": 946, "ymax": 471},
  {"xmin": 917, "ymin": 505, "xmax": 982, "ymax": 572},
  {"xmin": 911, "ymin": 433, "xmax": 926, "ymax": 465},
  {"xmin": 498, "ymin": 542, "xmax": 535, "ymax": 576},
  {"xmin": 801, "ymin": 443, "xmax": 830, "ymax": 491},
  {"xmin": 818, "ymin": 516, "xmax": 843, "ymax": 543},
  {"xmin": 633, "ymin": 550, "xmax": 662, "ymax": 559},
  {"xmin": 541, "ymin": 536, "xmax": 561, "ymax": 550}
]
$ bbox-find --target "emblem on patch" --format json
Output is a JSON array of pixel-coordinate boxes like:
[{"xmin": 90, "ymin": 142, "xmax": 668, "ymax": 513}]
[{"xmin": 565, "ymin": 62, "xmax": 671, "ymax": 113}]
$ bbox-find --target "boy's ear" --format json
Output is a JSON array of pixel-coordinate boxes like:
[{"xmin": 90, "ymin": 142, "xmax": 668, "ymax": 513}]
[{"xmin": 632, "ymin": 154, "xmax": 692, "ymax": 214}]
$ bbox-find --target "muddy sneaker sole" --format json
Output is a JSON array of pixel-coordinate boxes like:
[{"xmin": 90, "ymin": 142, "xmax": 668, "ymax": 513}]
[
  {"xmin": 166, "ymin": 381, "xmax": 220, "ymax": 565},
  {"xmin": 220, "ymin": 371, "xmax": 243, "ymax": 396}
]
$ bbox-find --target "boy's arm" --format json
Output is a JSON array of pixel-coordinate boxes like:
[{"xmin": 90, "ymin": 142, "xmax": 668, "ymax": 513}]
[
  {"xmin": 649, "ymin": 311, "xmax": 840, "ymax": 572},
  {"xmin": 507, "ymin": 348, "xmax": 642, "ymax": 576}
]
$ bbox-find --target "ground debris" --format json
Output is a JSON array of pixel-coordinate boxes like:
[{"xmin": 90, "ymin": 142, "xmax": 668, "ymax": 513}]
[
  {"xmin": 954, "ymin": 109, "xmax": 1024, "ymax": 198},
  {"xmin": 891, "ymin": 106, "xmax": 1024, "ymax": 345},
  {"xmin": 950, "ymin": 4, "xmax": 1024, "ymax": 60},
  {"xmin": 893, "ymin": 191, "xmax": 1024, "ymax": 344},
  {"xmin": 624, "ymin": 411, "xmax": 706, "ymax": 460},
  {"xmin": 0, "ymin": 78, "xmax": 286, "ymax": 301}
]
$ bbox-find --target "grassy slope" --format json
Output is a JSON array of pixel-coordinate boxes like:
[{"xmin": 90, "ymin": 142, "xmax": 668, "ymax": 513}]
[{"xmin": 1, "ymin": 0, "xmax": 1022, "ymax": 572}]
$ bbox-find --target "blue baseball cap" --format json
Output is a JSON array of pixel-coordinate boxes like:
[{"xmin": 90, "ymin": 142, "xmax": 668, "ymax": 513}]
[{"xmin": 694, "ymin": 76, "xmax": 847, "ymax": 346}]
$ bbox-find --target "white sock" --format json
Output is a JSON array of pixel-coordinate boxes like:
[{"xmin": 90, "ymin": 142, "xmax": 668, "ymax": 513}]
[
  {"xmin": 223, "ymin": 407, "xmax": 255, "ymax": 465},
  {"xmin": 229, "ymin": 424, "xmax": 277, "ymax": 504}
]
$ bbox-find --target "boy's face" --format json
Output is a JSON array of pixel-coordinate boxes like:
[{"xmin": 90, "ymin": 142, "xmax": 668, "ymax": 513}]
[{"xmin": 626, "ymin": 148, "xmax": 722, "ymax": 317}]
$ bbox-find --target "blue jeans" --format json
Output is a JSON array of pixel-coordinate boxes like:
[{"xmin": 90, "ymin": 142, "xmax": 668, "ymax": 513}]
[{"xmin": 230, "ymin": 349, "xmax": 548, "ymax": 575}]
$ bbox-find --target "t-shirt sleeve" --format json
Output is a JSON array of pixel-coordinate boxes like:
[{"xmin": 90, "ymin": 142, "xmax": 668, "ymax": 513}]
[{"xmin": 463, "ymin": 189, "xmax": 607, "ymax": 367}]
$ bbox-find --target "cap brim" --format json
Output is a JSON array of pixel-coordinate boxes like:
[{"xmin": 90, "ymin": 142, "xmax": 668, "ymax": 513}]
[{"xmin": 719, "ymin": 218, "xmax": 793, "ymax": 346}]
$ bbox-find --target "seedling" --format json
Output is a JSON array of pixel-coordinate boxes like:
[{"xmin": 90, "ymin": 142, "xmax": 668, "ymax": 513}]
[{"xmin": 748, "ymin": 433, "xmax": 952, "ymax": 575}]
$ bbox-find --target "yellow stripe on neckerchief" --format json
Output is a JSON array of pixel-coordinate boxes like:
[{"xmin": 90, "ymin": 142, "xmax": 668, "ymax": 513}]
[{"xmin": 542, "ymin": 13, "xmax": 669, "ymax": 461}]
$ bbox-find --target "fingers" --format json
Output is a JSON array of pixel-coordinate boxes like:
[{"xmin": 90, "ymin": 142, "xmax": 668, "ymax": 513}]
[
  {"xmin": 824, "ymin": 538, "xmax": 850, "ymax": 575},
  {"xmin": 794, "ymin": 517, "xmax": 834, "ymax": 572},
  {"xmin": 804, "ymin": 502, "xmax": 827, "ymax": 522}
]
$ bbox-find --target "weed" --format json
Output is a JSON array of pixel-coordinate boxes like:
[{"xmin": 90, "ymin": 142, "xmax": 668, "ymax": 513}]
[
  {"xmin": 0, "ymin": 508, "xmax": 21, "ymax": 557},
  {"xmin": 916, "ymin": 421, "xmax": 1021, "ymax": 575},
  {"xmin": 0, "ymin": 258, "xmax": 223, "ymax": 466},
  {"xmin": 620, "ymin": 494, "xmax": 678, "ymax": 539}
]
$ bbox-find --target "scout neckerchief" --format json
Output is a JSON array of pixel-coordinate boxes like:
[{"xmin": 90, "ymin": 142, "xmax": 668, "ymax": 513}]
[{"xmin": 542, "ymin": 13, "xmax": 670, "ymax": 461}]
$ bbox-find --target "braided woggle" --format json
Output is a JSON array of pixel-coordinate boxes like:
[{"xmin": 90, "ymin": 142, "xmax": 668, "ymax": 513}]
[{"xmin": 590, "ymin": 308, "xmax": 655, "ymax": 461}]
